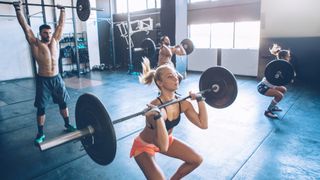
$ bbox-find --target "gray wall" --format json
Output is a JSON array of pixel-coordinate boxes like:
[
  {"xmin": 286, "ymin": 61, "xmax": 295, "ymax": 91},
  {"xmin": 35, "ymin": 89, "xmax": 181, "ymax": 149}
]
[{"xmin": 0, "ymin": 18, "xmax": 33, "ymax": 81}]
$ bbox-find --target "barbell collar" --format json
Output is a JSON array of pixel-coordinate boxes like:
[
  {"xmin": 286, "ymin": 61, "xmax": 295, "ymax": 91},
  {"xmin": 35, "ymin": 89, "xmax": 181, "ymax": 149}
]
[
  {"xmin": 90, "ymin": 7, "xmax": 104, "ymax": 11},
  {"xmin": 39, "ymin": 125, "xmax": 95, "ymax": 151},
  {"xmin": 133, "ymin": 47, "xmax": 144, "ymax": 52},
  {"xmin": 133, "ymin": 47, "xmax": 159, "ymax": 52}
]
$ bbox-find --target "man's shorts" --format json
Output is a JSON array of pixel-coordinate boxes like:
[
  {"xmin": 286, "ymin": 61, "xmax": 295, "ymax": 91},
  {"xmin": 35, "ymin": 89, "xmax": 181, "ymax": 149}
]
[
  {"xmin": 257, "ymin": 82, "xmax": 270, "ymax": 95},
  {"xmin": 34, "ymin": 74, "xmax": 70, "ymax": 108}
]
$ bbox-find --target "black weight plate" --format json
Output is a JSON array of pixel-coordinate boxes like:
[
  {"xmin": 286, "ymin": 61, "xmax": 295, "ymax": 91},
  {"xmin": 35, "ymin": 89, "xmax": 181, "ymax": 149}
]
[
  {"xmin": 75, "ymin": 93, "xmax": 116, "ymax": 165},
  {"xmin": 77, "ymin": 0, "xmax": 91, "ymax": 21},
  {"xmin": 181, "ymin": 38, "xmax": 194, "ymax": 55},
  {"xmin": 141, "ymin": 38, "xmax": 156, "ymax": 59},
  {"xmin": 199, "ymin": 66, "xmax": 238, "ymax": 108},
  {"xmin": 265, "ymin": 59, "xmax": 294, "ymax": 86}
]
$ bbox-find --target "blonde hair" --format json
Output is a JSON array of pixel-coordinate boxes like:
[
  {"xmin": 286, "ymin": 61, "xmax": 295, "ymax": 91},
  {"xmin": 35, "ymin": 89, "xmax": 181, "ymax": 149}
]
[
  {"xmin": 139, "ymin": 57, "xmax": 174, "ymax": 87},
  {"xmin": 269, "ymin": 43, "xmax": 291, "ymax": 60},
  {"xmin": 269, "ymin": 44, "xmax": 281, "ymax": 56}
]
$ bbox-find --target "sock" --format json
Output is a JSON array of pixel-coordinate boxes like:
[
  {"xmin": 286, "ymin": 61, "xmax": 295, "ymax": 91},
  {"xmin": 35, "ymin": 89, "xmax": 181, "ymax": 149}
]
[
  {"xmin": 37, "ymin": 125, "xmax": 44, "ymax": 136},
  {"xmin": 64, "ymin": 117, "xmax": 70, "ymax": 126},
  {"xmin": 267, "ymin": 99, "xmax": 277, "ymax": 111}
]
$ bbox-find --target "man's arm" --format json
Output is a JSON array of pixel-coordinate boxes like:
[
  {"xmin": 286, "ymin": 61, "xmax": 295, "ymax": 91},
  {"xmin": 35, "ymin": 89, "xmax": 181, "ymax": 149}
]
[
  {"xmin": 172, "ymin": 44, "xmax": 186, "ymax": 56},
  {"xmin": 160, "ymin": 45, "xmax": 172, "ymax": 56},
  {"xmin": 13, "ymin": 1, "xmax": 37, "ymax": 45},
  {"xmin": 52, "ymin": 6, "xmax": 65, "ymax": 41}
]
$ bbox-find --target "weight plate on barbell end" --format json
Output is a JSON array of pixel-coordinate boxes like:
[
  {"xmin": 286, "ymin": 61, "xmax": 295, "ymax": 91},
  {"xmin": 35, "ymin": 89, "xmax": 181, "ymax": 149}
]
[
  {"xmin": 180, "ymin": 39, "xmax": 194, "ymax": 55},
  {"xmin": 77, "ymin": 0, "xmax": 91, "ymax": 21},
  {"xmin": 265, "ymin": 59, "xmax": 294, "ymax": 86},
  {"xmin": 199, "ymin": 66, "xmax": 238, "ymax": 108},
  {"xmin": 75, "ymin": 93, "xmax": 116, "ymax": 165},
  {"xmin": 141, "ymin": 38, "xmax": 156, "ymax": 59}
]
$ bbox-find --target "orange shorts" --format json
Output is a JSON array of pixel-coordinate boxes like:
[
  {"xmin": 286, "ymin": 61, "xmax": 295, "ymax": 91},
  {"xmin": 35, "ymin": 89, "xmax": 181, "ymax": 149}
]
[{"xmin": 130, "ymin": 135, "xmax": 174, "ymax": 158}]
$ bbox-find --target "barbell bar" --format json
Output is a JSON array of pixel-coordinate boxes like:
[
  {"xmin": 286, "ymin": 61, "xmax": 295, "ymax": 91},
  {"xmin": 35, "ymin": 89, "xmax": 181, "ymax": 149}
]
[
  {"xmin": 264, "ymin": 59, "xmax": 295, "ymax": 86},
  {"xmin": 39, "ymin": 66, "xmax": 238, "ymax": 166},
  {"xmin": 40, "ymin": 125, "xmax": 95, "ymax": 151},
  {"xmin": 133, "ymin": 38, "xmax": 194, "ymax": 58},
  {"xmin": 39, "ymin": 92, "xmax": 205, "ymax": 150},
  {"xmin": 0, "ymin": 0, "xmax": 104, "ymax": 21}
]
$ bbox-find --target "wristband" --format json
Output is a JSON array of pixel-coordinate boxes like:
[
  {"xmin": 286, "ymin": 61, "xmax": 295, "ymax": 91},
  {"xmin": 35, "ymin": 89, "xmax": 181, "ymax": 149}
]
[
  {"xmin": 153, "ymin": 112, "xmax": 162, "ymax": 121},
  {"xmin": 196, "ymin": 94, "xmax": 205, "ymax": 102}
]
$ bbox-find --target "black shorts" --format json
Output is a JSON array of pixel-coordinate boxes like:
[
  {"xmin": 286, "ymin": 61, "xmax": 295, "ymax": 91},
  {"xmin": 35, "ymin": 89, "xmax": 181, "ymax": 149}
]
[
  {"xmin": 257, "ymin": 82, "xmax": 270, "ymax": 95},
  {"xmin": 34, "ymin": 74, "xmax": 70, "ymax": 108}
]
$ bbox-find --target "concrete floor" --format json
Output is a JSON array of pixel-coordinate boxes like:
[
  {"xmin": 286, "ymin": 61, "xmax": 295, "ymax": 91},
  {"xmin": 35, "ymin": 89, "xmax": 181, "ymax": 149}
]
[{"xmin": 0, "ymin": 70, "xmax": 319, "ymax": 180}]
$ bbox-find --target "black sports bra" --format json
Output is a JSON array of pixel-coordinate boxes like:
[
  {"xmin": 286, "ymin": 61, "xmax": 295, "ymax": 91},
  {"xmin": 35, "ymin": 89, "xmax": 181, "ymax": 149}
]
[
  {"xmin": 158, "ymin": 97, "xmax": 182, "ymax": 131},
  {"xmin": 147, "ymin": 97, "xmax": 182, "ymax": 131}
]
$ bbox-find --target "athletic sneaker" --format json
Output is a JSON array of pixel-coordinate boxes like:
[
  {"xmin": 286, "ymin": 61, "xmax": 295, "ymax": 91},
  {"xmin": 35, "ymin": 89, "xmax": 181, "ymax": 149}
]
[
  {"xmin": 264, "ymin": 110, "xmax": 278, "ymax": 119},
  {"xmin": 35, "ymin": 134, "xmax": 46, "ymax": 144},
  {"xmin": 271, "ymin": 106, "xmax": 282, "ymax": 112},
  {"xmin": 65, "ymin": 124, "xmax": 77, "ymax": 132}
]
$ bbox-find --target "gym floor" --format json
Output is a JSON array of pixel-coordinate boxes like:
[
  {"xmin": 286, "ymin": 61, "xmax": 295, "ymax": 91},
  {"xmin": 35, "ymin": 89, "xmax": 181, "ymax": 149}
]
[{"xmin": 0, "ymin": 70, "xmax": 319, "ymax": 180}]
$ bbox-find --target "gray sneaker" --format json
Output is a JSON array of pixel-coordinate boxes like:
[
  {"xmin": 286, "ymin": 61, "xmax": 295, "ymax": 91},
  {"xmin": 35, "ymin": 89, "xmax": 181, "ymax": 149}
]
[
  {"xmin": 264, "ymin": 110, "xmax": 278, "ymax": 119},
  {"xmin": 271, "ymin": 106, "xmax": 282, "ymax": 112}
]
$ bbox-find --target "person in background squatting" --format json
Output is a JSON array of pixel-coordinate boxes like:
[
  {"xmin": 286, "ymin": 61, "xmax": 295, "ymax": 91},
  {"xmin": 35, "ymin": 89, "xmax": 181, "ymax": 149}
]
[
  {"xmin": 131, "ymin": 63, "xmax": 208, "ymax": 179},
  {"xmin": 13, "ymin": 1, "xmax": 76, "ymax": 144},
  {"xmin": 257, "ymin": 44, "xmax": 294, "ymax": 119}
]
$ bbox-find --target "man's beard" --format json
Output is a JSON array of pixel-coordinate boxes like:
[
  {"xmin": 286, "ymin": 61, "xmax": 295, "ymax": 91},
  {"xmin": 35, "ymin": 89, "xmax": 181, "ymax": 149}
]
[{"xmin": 42, "ymin": 37, "xmax": 50, "ymax": 42}]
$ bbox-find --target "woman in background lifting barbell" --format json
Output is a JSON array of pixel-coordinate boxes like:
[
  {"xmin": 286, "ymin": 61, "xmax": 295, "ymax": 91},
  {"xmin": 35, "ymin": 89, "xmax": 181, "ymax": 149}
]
[
  {"xmin": 257, "ymin": 44, "xmax": 293, "ymax": 119},
  {"xmin": 131, "ymin": 63, "xmax": 208, "ymax": 180}
]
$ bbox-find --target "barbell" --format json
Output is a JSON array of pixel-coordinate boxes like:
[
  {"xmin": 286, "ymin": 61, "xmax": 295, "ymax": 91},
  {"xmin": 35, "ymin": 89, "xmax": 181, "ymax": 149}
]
[
  {"xmin": 264, "ymin": 59, "xmax": 295, "ymax": 86},
  {"xmin": 0, "ymin": 0, "xmax": 104, "ymax": 21},
  {"xmin": 133, "ymin": 38, "xmax": 194, "ymax": 59},
  {"xmin": 38, "ymin": 66, "xmax": 238, "ymax": 166}
]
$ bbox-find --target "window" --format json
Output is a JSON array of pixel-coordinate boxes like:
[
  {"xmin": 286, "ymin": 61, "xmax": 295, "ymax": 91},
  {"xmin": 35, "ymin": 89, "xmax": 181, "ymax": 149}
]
[
  {"xmin": 116, "ymin": 0, "xmax": 127, "ymax": 14},
  {"xmin": 189, "ymin": 24, "xmax": 211, "ymax": 48},
  {"xmin": 190, "ymin": 0, "xmax": 210, "ymax": 3},
  {"xmin": 147, "ymin": 0, "xmax": 155, "ymax": 9},
  {"xmin": 116, "ymin": 0, "xmax": 161, "ymax": 13},
  {"xmin": 156, "ymin": 0, "xmax": 161, "ymax": 8},
  {"xmin": 211, "ymin": 22, "xmax": 234, "ymax": 48},
  {"xmin": 189, "ymin": 0, "xmax": 219, "ymax": 3},
  {"xmin": 130, "ymin": 0, "xmax": 147, "ymax": 12},
  {"xmin": 234, "ymin": 21, "xmax": 260, "ymax": 49},
  {"xmin": 189, "ymin": 21, "xmax": 260, "ymax": 49},
  {"xmin": 147, "ymin": 0, "xmax": 161, "ymax": 9}
]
